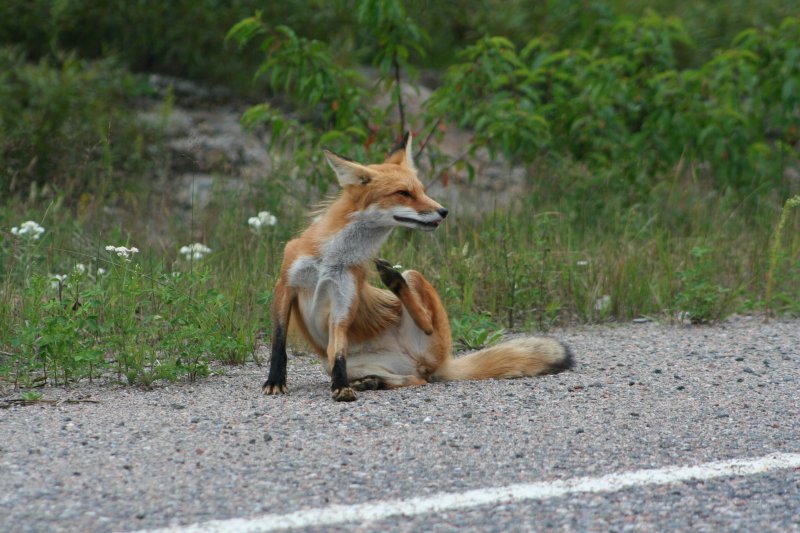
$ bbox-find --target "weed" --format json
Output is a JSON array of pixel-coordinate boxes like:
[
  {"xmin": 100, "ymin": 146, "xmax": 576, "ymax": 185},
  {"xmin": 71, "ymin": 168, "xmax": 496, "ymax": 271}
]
[
  {"xmin": 21, "ymin": 391, "xmax": 42, "ymax": 401},
  {"xmin": 765, "ymin": 195, "xmax": 800, "ymax": 319},
  {"xmin": 451, "ymin": 313, "xmax": 507, "ymax": 351},
  {"xmin": 673, "ymin": 247, "xmax": 733, "ymax": 324}
]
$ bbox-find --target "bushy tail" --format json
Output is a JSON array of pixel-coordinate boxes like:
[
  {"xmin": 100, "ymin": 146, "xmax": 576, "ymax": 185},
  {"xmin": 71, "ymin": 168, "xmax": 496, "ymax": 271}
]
[{"xmin": 432, "ymin": 337, "xmax": 574, "ymax": 382}]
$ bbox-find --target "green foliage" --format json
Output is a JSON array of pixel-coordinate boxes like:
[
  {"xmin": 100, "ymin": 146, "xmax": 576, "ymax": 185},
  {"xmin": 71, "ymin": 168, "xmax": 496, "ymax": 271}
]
[
  {"xmin": 673, "ymin": 246, "xmax": 733, "ymax": 324},
  {"xmin": 765, "ymin": 195, "xmax": 800, "ymax": 318},
  {"xmin": 228, "ymin": 0, "xmax": 427, "ymax": 138},
  {"xmin": 425, "ymin": 36, "xmax": 551, "ymax": 162},
  {"xmin": 0, "ymin": 47, "xmax": 152, "ymax": 195},
  {"xmin": 231, "ymin": 8, "xmax": 799, "ymax": 195},
  {"xmin": 228, "ymin": 21, "xmax": 366, "ymax": 132},
  {"xmin": 422, "ymin": 15, "xmax": 800, "ymax": 191},
  {"xmin": 356, "ymin": 0, "xmax": 428, "ymax": 74},
  {"xmin": 2, "ymin": 229, "xmax": 259, "ymax": 387},
  {"xmin": 21, "ymin": 390, "xmax": 42, "ymax": 401},
  {"xmin": 355, "ymin": 0, "xmax": 428, "ymax": 136},
  {"xmin": 612, "ymin": 0, "xmax": 796, "ymax": 62},
  {"xmin": 227, "ymin": 1, "xmax": 434, "ymax": 192},
  {"xmin": 1, "ymin": 0, "xmax": 795, "ymax": 83},
  {"xmin": 451, "ymin": 312, "xmax": 506, "ymax": 351},
  {"xmin": 0, "ymin": 0, "xmax": 270, "ymax": 87}
]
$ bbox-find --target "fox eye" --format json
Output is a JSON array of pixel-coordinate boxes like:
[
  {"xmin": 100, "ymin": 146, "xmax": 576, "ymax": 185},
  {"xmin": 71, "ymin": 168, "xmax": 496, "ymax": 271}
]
[{"xmin": 396, "ymin": 190, "xmax": 412, "ymax": 198}]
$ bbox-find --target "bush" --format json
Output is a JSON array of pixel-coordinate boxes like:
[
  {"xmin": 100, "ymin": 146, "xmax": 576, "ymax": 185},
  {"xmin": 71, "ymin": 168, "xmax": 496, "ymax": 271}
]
[
  {"xmin": 233, "ymin": 8, "xmax": 799, "ymax": 196},
  {"xmin": 0, "ymin": 47, "xmax": 151, "ymax": 195},
  {"xmin": 2, "ymin": 1, "xmax": 794, "ymax": 88},
  {"xmin": 424, "ymin": 14, "xmax": 800, "ymax": 193}
]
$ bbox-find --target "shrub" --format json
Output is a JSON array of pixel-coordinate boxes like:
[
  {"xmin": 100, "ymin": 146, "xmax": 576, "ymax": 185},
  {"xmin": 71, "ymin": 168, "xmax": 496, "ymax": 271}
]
[{"xmin": 0, "ymin": 47, "xmax": 152, "ymax": 195}]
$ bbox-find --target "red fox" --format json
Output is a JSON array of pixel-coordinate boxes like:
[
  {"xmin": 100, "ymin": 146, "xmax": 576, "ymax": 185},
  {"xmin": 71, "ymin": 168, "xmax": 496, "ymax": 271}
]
[{"xmin": 263, "ymin": 132, "xmax": 574, "ymax": 401}]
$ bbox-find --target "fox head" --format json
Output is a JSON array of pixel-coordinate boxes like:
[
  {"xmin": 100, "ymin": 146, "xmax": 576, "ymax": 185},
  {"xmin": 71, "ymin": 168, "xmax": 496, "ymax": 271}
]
[{"xmin": 323, "ymin": 133, "xmax": 448, "ymax": 231}]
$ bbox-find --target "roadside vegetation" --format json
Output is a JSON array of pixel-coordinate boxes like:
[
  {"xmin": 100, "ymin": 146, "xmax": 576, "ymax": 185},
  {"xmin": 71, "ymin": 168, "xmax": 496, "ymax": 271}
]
[{"xmin": 1, "ymin": 0, "xmax": 798, "ymax": 388}]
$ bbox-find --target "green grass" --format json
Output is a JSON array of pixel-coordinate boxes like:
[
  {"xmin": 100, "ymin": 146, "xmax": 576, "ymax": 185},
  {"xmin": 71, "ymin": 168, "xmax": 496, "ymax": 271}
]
[
  {"xmin": 0, "ymin": 188, "xmax": 287, "ymax": 388},
  {"xmin": 385, "ymin": 177, "xmax": 799, "ymax": 329}
]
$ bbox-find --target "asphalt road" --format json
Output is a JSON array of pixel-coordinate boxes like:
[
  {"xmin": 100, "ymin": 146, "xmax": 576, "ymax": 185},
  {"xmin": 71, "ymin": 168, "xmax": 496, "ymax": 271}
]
[{"xmin": 2, "ymin": 315, "xmax": 799, "ymax": 532}]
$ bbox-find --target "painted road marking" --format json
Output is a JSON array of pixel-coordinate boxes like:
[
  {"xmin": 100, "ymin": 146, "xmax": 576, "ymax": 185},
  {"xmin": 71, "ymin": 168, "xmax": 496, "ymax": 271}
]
[{"xmin": 136, "ymin": 452, "xmax": 800, "ymax": 533}]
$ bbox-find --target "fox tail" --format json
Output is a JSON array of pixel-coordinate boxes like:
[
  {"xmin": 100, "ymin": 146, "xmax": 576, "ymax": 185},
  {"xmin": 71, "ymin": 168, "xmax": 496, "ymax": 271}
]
[{"xmin": 431, "ymin": 337, "xmax": 574, "ymax": 382}]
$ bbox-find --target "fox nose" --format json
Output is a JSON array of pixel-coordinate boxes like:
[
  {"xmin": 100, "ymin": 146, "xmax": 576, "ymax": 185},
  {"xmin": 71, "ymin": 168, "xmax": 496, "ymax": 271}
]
[{"xmin": 437, "ymin": 208, "xmax": 449, "ymax": 219}]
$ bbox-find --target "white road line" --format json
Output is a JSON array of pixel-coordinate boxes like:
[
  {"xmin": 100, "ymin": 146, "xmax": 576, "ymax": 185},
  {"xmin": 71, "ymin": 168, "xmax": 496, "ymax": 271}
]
[{"xmin": 136, "ymin": 452, "xmax": 800, "ymax": 533}]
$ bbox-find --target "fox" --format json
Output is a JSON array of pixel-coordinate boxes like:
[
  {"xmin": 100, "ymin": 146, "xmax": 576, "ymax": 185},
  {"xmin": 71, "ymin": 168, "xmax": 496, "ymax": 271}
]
[{"xmin": 262, "ymin": 132, "xmax": 574, "ymax": 401}]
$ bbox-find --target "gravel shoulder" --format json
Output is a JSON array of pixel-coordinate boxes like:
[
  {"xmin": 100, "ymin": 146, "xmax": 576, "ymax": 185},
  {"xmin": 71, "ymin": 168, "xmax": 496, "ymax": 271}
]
[{"xmin": 2, "ymin": 315, "xmax": 799, "ymax": 532}]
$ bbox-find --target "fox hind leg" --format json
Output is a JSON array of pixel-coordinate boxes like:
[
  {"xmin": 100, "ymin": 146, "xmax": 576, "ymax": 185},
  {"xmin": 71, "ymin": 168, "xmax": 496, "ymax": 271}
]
[
  {"xmin": 349, "ymin": 376, "xmax": 385, "ymax": 391},
  {"xmin": 374, "ymin": 258, "xmax": 433, "ymax": 334},
  {"xmin": 263, "ymin": 280, "xmax": 294, "ymax": 395},
  {"xmin": 350, "ymin": 374, "xmax": 427, "ymax": 391}
]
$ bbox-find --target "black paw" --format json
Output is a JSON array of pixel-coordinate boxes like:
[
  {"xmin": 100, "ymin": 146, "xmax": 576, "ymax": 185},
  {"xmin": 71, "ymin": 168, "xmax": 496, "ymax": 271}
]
[
  {"xmin": 331, "ymin": 387, "xmax": 357, "ymax": 402},
  {"xmin": 262, "ymin": 381, "xmax": 288, "ymax": 395},
  {"xmin": 350, "ymin": 376, "xmax": 384, "ymax": 391},
  {"xmin": 374, "ymin": 258, "xmax": 406, "ymax": 293}
]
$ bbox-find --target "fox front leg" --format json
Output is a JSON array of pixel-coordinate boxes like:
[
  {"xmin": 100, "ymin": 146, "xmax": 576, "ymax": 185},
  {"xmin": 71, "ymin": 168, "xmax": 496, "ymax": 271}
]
[
  {"xmin": 321, "ymin": 272, "xmax": 359, "ymax": 402},
  {"xmin": 328, "ymin": 321, "xmax": 357, "ymax": 402}
]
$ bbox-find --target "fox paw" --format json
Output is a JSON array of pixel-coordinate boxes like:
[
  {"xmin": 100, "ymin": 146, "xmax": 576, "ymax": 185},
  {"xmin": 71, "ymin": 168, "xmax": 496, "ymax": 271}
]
[
  {"xmin": 331, "ymin": 387, "xmax": 357, "ymax": 402},
  {"xmin": 350, "ymin": 376, "xmax": 384, "ymax": 391},
  {"xmin": 262, "ymin": 381, "xmax": 288, "ymax": 395},
  {"xmin": 374, "ymin": 258, "xmax": 406, "ymax": 293}
]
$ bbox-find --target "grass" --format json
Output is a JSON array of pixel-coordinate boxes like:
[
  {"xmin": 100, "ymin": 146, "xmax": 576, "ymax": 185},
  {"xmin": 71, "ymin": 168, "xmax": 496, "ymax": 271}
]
[
  {"xmin": 3, "ymin": 154, "xmax": 797, "ymax": 390},
  {"xmin": 381, "ymin": 165, "xmax": 800, "ymax": 329},
  {"xmin": 765, "ymin": 194, "xmax": 800, "ymax": 318},
  {"xmin": 0, "ymin": 190, "xmax": 284, "ymax": 388}
]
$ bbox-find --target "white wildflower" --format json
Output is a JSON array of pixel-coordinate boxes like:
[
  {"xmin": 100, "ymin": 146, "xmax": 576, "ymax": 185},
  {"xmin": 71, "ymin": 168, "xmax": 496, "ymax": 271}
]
[
  {"xmin": 97, "ymin": 268, "xmax": 107, "ymax": 276},
  {"xmin": 11, "ymin": 220, "xmax": 46, "ymax": 240},
  {"xmin": 74, "ymin": 263, "xmax": 86, "ymax": 274},
  {"xmin": 49, "ymin": 274, "xmax": 67, "ymax": 289},
  {"xmin": 393, "ymin": 264, "xmax": 403, "ymax": 270},
  {"xmin": 576, "ymin": 260, "xmax": 589, "ymax": 267},
  {"xmin": 105, "ymin": 245, "xmax": 139, "ymax": 260},
  {"xmin": 180, "ymin": 243, "xmax": 212, "ymax": 261},
  {"xmin": 248, "ymin": 210, "xmax": 277, "ymax": 231}
]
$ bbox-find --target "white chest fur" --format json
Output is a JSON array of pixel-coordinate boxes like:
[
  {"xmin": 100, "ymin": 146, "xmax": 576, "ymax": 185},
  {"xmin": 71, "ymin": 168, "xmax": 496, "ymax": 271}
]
[{"xmin": 287, "ymin": 211, "xmax": 394, "ymax": 345}]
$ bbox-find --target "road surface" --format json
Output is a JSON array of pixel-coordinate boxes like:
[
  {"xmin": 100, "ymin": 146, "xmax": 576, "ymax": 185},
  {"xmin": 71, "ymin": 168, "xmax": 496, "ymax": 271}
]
[{"xmin": 2, "ymin": 315, "xmax": 799, "ymax": 532}]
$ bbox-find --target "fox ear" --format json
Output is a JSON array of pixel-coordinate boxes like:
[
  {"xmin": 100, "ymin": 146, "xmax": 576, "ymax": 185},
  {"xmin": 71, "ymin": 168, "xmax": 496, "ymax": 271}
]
[
  {"xmin": 383, "ymin": 131, "xmax": 416, "ymax": 171},
  {"xmin": 323, "ymin": 150, "xmax": 373, "ymax": 187}
]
